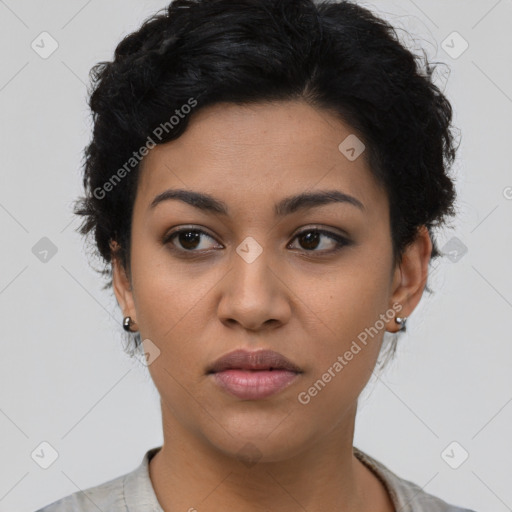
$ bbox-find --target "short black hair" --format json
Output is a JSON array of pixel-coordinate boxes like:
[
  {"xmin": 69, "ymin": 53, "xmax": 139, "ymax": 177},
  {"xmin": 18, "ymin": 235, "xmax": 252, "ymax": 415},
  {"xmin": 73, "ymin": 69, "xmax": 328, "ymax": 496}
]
[{"xmin": 74, "ymin": 0, "xmax": 459, "ymax": 357}]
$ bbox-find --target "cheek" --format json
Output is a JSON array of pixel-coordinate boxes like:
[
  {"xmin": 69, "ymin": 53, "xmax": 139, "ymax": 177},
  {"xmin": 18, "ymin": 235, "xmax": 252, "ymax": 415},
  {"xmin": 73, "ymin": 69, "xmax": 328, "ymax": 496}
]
[
  {"xmin": 129, "ymin": 239, "xmax": 213, "ymax": 339},
  {"xmin": 318, "ymin": 250, "xmax": 392, "ymax": 335},
  {"xmin": 302, "ymin": 249, "xmax": 393, "ymax": 394},
  {"xmin": 295, "ymin": 296, "xmax": 386, "ymax": 418}
]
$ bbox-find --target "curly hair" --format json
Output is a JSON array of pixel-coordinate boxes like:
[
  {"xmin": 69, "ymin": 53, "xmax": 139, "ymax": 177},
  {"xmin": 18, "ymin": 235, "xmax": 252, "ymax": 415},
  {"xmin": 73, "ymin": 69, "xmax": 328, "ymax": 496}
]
[{"xmin": 73, "ymin": 0, "xmax": 459, "ymax": 359}]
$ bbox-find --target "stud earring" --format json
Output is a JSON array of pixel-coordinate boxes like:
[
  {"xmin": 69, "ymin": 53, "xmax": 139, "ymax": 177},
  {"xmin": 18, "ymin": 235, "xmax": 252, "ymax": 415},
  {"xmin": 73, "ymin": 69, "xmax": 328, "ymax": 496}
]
[
  {"xmin": 123, "ymin": 316, "xmax": 134, "ymax": 332},
  {"xmin": 395, "ymin": 316, "xmax": 407, "ymax": 332}
]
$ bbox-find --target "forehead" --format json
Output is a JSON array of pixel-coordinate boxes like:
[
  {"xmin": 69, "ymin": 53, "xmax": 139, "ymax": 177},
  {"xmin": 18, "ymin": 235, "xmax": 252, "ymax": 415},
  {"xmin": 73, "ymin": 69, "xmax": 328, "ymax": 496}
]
[{"xmin": 135, "ymin": 100, "xmax": 387, "ymax": 217}]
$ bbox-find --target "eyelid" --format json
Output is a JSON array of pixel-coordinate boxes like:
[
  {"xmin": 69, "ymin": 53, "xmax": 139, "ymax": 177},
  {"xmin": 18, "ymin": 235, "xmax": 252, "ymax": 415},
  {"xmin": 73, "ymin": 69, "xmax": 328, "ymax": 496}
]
[
  {"xmin": 291, "ymin": 224, "xmax": 350, "ymax": 240},
  {"xmin": 287, "ymin": 226, "xmax": 351, "ymax": 252},
  {"xmin": 163, "ymin": 226, "xmax": 351, "ymax": 258},
  {"xmin": 162, "ymin": 225, "xmax": 222, "ymax": 246}
]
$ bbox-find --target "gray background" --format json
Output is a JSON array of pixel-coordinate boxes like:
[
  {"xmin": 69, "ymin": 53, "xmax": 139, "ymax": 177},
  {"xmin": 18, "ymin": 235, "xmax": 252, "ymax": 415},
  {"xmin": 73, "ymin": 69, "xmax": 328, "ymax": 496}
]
[{"xmin": 1, "ymin": 1, "xmax": 511, "ymax": 511}]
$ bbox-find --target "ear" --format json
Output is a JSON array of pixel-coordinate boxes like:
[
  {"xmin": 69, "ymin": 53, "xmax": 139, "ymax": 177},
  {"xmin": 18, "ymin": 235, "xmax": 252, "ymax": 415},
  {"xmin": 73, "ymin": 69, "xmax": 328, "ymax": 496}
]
[
  {"xmin": 387, "ymin": 225, "xmax": 432, "ymax": 332},
  {"xmin": 110, "ymin": 241, "xmax": 138, "ymax": 330}
]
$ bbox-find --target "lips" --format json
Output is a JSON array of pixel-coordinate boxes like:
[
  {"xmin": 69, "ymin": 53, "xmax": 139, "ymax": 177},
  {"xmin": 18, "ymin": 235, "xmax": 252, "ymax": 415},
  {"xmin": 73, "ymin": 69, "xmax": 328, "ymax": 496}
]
[
  {"xmin": 207, "ymin": 349, "xmax": 303, "ymax": 400},
  {"xmin": 207, "ymin": 349, "xmax": 303, "ymax": 374}
]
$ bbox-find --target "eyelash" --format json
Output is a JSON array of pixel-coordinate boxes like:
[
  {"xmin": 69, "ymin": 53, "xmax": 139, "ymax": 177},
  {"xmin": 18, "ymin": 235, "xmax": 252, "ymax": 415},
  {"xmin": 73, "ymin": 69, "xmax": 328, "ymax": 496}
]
[{"xmin": 162, "ymin": 226, "xmax": 351, "ymax": 257}]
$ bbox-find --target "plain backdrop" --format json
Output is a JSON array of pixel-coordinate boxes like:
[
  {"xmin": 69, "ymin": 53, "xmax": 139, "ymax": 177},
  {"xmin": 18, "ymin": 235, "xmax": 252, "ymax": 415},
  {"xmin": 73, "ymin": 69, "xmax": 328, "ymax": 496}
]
[{"xmin": 1, "ymin": 1, "xmax": 511, "ymax": 511}]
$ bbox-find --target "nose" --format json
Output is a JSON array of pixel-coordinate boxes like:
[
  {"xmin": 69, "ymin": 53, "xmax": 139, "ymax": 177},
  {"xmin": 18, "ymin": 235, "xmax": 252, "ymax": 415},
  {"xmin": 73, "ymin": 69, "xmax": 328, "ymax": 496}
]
[{"xmin": 216, "ymin": 243, "xmax": 292, "ymax": 332}]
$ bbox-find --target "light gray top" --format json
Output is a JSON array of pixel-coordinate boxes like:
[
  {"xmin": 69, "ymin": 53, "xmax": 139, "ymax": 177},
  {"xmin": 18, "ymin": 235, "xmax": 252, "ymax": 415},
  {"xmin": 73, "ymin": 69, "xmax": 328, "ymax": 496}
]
[{"xmin": 35, "ymin": 445, "xmax": 477, "ymax": 512}]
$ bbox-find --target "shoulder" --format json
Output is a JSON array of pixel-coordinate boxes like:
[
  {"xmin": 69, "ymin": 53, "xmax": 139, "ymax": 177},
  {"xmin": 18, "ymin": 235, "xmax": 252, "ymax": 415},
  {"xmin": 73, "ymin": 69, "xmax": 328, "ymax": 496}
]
[
  {"xmin": 34, "ymin": 446, "xmax": 163, "ymax": 512},
  {"xmin": 353, "ymin": 446, "xmax": 479, "ymax": 512},
  {"xmin": 34, "ymin": 472, "xmax": 127, "ymax": 512}
]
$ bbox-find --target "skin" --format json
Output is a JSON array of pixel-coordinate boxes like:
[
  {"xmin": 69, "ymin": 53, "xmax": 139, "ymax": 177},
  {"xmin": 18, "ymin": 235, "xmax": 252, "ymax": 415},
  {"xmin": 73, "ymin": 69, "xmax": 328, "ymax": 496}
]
[{"xmin": 112, "ymin": 100, "xmax": 431, "ymax": 512}]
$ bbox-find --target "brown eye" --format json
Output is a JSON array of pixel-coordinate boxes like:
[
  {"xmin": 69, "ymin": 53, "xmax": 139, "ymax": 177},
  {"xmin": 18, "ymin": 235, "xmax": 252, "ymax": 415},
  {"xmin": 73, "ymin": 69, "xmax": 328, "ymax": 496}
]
[
  {"xmin": 176, "ymin": 231, "xmax": 201, "ymax": 250},
  {"xmin": 298, "ymin": 231, "xmax": 321, "ymax": 250},
  {"xmin": 164, "ymin": 228, "xmax": 221, "ymax": 253},
  {"xmin": 289, "ymin": 229, "xmax": 350, "ymax": 253}
]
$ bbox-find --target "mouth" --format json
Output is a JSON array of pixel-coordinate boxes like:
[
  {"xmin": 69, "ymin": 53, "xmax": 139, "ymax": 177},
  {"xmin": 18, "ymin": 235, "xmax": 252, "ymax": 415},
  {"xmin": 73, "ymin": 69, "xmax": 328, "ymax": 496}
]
[
  {"xmin": 207, "ymin": 349, "xmax": 303, "ymax": 400},
  {"xmin": 207, "ymin": 348, "xmax": 303, "ymax": 374}
]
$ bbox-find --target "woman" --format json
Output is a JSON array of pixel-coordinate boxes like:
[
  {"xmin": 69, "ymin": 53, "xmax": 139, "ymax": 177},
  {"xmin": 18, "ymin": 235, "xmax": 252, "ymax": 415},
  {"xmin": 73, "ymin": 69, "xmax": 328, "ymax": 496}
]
[{"xmin": 36, "ymin": 0, "xmax": 477, "ymax": 510}]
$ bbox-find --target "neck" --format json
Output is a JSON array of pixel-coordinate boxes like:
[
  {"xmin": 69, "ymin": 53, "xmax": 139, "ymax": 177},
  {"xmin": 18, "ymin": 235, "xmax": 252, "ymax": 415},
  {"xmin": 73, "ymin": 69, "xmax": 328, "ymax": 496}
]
[{"xmin": 148, "ymin": 403, "xmax": 391, "ymax": 512}]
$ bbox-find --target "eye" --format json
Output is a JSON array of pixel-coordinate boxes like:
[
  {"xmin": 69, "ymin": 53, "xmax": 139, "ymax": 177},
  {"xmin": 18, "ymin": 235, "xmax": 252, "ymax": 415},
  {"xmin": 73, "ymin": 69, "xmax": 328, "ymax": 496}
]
[
  {"xmin": 163, "ymin": 226, "xmax": 351, "ymax": 256},
  {"xmin": 288, "ymin": 228, "xmax": 350, "ymax": 253},
  {"xmin": 163, "ymin": 227, "xmax": 222, "ymax": 253}
]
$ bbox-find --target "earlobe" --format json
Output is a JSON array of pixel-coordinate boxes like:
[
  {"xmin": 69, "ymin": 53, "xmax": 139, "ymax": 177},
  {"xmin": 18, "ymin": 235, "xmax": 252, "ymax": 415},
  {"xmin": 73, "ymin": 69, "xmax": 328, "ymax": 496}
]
[
  {"xmin": 110, "ymin": 241, "xmax": 137, "ymax": 328},
  {"xmin": 387, "ymin": 226, "xmax": 432, "ymax": 332}
]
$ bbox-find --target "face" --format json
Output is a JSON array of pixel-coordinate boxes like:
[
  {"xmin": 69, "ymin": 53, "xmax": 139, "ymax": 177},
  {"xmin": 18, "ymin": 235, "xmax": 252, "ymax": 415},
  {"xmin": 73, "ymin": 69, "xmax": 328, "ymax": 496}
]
[{"xmin": 113, "ymin": 100, "xmax": 430, "ymax": 462}]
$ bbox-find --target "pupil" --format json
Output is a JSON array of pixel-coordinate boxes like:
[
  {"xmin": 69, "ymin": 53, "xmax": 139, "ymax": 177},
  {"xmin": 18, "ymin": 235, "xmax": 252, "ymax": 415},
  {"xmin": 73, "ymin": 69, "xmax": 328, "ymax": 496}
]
[
  {"xmin": 301, "ymin": 232, "xmax": 319, "ymax": 250},
  {"xmin": 180, "ymin": 231, "xmax": 200, "ymax": 249},
  {"xmin": 177, "ymin": 231, "xmax": 321, "ymax": 251}
]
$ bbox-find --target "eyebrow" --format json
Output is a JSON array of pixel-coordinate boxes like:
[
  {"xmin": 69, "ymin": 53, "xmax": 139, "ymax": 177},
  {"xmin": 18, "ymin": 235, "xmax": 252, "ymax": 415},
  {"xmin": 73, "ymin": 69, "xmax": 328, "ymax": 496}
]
[{"xmin": 149, "ymin": 188, "xmax": 365, "ymax": 216}]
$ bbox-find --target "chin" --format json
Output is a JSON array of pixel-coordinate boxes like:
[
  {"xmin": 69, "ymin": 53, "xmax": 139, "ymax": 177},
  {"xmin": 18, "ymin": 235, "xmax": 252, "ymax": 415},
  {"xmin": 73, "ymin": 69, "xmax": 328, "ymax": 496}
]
[{"xmin": 199, "ymin": 412, "xmax": 313, "ymax": 464}]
